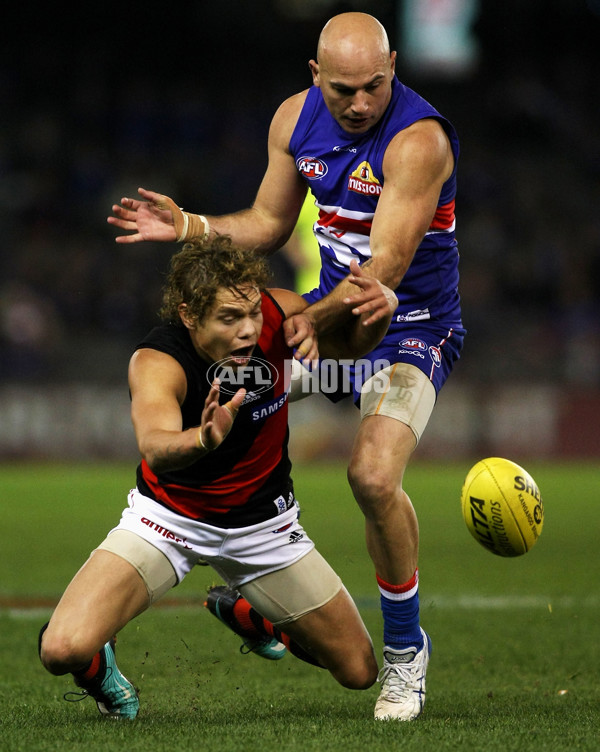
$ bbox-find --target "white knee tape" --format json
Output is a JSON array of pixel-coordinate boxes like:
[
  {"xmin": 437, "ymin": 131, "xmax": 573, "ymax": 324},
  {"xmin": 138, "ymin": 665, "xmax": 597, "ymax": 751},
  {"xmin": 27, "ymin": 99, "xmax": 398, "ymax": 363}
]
[
  {"xmin": 239, "ymin": 549, "xmax": 342, "ymax": 626},
  {"xmin": 96, "ymin": 529, "xmax": 177, "ymax": 604}
]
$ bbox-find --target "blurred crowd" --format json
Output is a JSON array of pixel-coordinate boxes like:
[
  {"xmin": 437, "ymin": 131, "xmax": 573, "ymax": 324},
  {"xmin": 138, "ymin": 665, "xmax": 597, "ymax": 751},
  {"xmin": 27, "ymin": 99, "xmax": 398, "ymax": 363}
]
[{"xmin": 1, "ymin": 0, "xmax": 599, "ymax": 387}]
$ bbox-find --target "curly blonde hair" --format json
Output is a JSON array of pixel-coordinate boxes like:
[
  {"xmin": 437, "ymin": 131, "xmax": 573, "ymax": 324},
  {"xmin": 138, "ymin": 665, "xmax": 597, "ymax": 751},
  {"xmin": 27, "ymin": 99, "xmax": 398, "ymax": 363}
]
[{"xmin": 160, "ymin": 236, "xmax": 271, "ymax": 324}]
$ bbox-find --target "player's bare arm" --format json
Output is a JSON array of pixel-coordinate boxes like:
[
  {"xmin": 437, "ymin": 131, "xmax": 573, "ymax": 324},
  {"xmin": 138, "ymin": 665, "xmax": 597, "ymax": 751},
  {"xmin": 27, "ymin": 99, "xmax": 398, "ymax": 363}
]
[
  {"xmin": 267, "ymin": 288, "xmax": 318, "ymax": 365},
  {"xmin": 279, "ymin": 260, "xmax": 396, "ymax": 360},
  {"xmin": 108, "ymin": 93, "xmax": 308, "ymax": 253},
  {"xmin": 298, "ymin": 118, "xmax": 454, "ymax": 333},
  {"xmin": 326, "ymin": 259, "xmax": 396, "ymax": 357},
  {"xmin": 128, "ymin": 349, "xmax": 244, "ymax": 473},
  {"xmin": 372, "ymin": 118, "xmax": 454, "ymax": 283}
]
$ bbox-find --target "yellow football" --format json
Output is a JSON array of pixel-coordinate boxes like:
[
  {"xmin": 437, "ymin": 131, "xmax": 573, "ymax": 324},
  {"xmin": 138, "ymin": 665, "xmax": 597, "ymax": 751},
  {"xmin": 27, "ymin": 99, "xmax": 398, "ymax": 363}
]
[{"xmin": 460, "ymin": 457, "xmax": 544, "ymax": 557}]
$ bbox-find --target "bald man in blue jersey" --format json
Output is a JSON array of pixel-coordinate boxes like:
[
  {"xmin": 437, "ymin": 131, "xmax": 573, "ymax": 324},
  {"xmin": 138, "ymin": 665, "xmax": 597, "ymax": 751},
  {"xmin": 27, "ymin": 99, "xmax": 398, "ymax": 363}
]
[{"xmin": 109, "ymin": 12, "xmax": 465, "ymax": 722}]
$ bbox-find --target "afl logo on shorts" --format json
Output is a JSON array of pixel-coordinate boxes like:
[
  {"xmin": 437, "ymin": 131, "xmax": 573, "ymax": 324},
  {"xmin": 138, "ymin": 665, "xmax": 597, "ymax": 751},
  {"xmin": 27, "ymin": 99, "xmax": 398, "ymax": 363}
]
[
  {"xmin": 400, "ymin": 338, "xmax": 427, "ymax": 351},
  {"xmin": 296, "ymin": 156, "xmax": 328, "ymax": 180}
]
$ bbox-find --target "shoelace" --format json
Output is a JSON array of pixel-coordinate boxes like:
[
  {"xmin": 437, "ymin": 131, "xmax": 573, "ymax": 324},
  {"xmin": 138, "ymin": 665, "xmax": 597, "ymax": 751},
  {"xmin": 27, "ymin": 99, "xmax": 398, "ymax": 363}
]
[
  {"xmin": 63, "ymin": 665, "xmax": 114, "ymax": 704},
  {"xmin": 239, "ymin": 639, "xmax": 271, "ymax": 655},
  {"xmin": 377, "ymin": 662, "xmax": 420, "ymax": 702},
  {"xmin": 63, "ymin": 690, "xmax": 91, "ymax": 703}
]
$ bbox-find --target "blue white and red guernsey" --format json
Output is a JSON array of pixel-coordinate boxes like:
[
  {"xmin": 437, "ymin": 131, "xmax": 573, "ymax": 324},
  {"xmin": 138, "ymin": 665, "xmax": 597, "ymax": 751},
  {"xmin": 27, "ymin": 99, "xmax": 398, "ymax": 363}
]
[
  {"xmin": 290, "ymin": 76, "xmax": 465, "ymax": 396},
  {"xmin": 135, "ymin": 291, "xmax": 294, "ymax": 528}
]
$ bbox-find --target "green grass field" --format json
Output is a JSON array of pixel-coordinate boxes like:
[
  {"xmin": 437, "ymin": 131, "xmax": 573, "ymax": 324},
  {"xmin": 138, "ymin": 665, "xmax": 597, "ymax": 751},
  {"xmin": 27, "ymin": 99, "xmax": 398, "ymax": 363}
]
[{"xmin": 1, "ymin": 460, "xmax": 598, "ymax": 751}]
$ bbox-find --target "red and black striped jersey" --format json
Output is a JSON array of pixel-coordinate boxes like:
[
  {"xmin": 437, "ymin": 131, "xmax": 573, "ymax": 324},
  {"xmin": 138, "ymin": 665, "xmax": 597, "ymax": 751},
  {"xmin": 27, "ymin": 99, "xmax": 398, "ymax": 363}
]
[{"xmin": 134, "ymin": 290, "xmax": 294, "ymax": 527}]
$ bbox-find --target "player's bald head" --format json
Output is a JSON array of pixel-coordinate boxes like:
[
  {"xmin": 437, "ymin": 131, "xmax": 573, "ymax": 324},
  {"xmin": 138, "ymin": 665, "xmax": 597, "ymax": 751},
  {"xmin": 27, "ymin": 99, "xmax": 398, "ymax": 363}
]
[
  {"xmin": 309, "ymin": 13, "xmax": 395, "ymax": 135},
  {"xmin": 317, "ymin": 12, "xmax": 391, "ymax": 69}
]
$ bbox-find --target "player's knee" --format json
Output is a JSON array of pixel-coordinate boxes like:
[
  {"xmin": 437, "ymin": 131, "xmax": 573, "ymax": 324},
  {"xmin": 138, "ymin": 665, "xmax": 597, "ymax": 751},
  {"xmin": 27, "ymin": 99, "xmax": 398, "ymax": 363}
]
[
  {"xmin": 334, "ymin": 649, "xmax": 378, "ymax": 690},
  {"xmin": 39, "ymin": 626, "xmax": 96, "ymax": 675},
  {"xmin": 347, "ymin": 458, "xmax": 397, "ymax": 510}
]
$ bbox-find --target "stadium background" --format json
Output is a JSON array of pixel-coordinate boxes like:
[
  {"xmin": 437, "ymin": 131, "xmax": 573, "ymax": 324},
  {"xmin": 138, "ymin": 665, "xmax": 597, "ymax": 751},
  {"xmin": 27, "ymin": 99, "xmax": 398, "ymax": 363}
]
[{"xmin": 1, "ymin": 0, "xmax": 599, "ymax": 462}]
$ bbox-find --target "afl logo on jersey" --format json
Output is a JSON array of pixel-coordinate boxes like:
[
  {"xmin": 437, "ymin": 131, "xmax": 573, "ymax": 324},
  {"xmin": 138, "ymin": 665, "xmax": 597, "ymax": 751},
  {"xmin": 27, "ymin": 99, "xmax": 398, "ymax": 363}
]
[{"xmin": 296, "ymin": 156, "xmax": 328, "ymax": 180}]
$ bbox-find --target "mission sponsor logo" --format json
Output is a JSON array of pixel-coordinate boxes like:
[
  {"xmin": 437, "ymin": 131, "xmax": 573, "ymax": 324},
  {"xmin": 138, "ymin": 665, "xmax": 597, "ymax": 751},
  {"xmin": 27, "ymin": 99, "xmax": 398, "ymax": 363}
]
[
  {"xmin": 296, "ymin": 156, "xmax": 328, "ymax": 180},
  {"xmin": 348, "ymin": 161, "xmax": 382, "ymax": 196},
  {"xmin": 206, "ymin": 356, "xmax": 279, "ymax": 396}
]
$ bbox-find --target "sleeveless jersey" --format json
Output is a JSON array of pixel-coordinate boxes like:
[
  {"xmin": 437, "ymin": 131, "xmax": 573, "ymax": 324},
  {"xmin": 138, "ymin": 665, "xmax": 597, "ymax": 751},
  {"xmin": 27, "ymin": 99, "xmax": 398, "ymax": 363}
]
[
  {"xmin": 290, "ymin": 76, "xmax": 462, "ymax": 329},
  {"xmin": 134, "ymin": 291, "xmax": 294, "ymax": 528}
]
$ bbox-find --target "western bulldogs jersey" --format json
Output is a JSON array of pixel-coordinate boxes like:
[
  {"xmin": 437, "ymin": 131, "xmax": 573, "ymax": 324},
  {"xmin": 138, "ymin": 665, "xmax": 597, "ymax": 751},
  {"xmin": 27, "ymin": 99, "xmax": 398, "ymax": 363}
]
[
  {"xmin": 290, "ymin": 76, "xmax": 462, "ymax": 329},
  {"xmin": 134, "ymin": 291, "xmax": 294, "ymax": 527}
]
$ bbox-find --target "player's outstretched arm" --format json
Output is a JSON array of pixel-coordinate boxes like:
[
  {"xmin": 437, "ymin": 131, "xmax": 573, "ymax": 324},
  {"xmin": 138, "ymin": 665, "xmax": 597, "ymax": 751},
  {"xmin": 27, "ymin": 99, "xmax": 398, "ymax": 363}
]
[
  {"xmin": 129, "ymin": 348, "xmax": 245, "ymax": 473},
  {"xmin": 108, "ymin": 182, "xmax": 294, "ymax": 251},
  {"xmin": 108, "ymin": 94, "xmax": 308, "ymax": 250}
]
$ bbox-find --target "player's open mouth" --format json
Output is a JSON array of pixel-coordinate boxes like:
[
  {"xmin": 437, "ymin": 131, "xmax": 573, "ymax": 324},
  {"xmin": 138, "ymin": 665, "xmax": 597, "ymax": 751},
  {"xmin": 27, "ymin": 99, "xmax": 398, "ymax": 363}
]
[{"xmin": 229, "ymin": 346, "xmax": 254, "ymax": 365}]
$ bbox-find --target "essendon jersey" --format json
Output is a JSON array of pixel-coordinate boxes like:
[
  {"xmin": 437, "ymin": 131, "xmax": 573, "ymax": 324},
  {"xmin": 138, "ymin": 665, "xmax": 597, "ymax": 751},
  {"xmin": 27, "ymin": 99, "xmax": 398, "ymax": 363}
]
[
  {"xmin": 290, "ymin": 76, "xmax": 462, "ymax": 327},
  {"xmin": 134, "ymin": 291, "xmax": 294, "ymax": 527}
]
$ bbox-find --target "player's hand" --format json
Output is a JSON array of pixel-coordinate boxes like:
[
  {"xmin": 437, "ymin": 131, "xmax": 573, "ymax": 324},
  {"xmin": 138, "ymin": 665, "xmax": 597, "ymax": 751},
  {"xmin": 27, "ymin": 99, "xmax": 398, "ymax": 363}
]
[
  {"xmin": 343, "ymin": 258, "xmax": 397, "ymax": 326},
  {"xmin": 282, "ymin": 313, "xmax": 319, "ymax": 367},
  {"xmin": 197, "ymin": 380, "xmax": 246, "ymax": 451},
  {"xmin": 107, "ymin": 187, "xmax": 183, "ymax": 243}
]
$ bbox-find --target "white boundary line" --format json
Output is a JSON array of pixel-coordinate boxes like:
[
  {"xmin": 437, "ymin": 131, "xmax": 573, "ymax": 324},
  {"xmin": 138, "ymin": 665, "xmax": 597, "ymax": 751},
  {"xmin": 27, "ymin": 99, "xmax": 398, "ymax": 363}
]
[{"xmin": 4, "ymin": 594, "xmax": 599, "ymax": 620}]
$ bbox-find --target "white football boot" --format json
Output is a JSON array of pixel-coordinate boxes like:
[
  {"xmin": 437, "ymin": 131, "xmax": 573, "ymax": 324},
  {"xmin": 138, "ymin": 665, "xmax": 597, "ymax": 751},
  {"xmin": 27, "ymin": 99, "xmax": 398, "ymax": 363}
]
[{"xmin": 374, "ymin": 628, "xmax": 431, "ymax": 721}]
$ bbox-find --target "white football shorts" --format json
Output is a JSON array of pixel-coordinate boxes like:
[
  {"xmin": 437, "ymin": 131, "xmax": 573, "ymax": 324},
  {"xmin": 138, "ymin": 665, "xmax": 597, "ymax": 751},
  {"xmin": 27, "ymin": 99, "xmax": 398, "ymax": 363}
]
[{"xmin": 102, "ymin": 488, "xmax": 315, "ymax": 590}]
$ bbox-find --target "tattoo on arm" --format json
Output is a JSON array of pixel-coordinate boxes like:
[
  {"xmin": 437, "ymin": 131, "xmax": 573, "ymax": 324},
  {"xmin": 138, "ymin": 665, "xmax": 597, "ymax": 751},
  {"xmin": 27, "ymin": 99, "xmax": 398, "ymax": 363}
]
[{"xmin": 150, "ymin": 440, "xmax": 197, "ymax": 473}]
